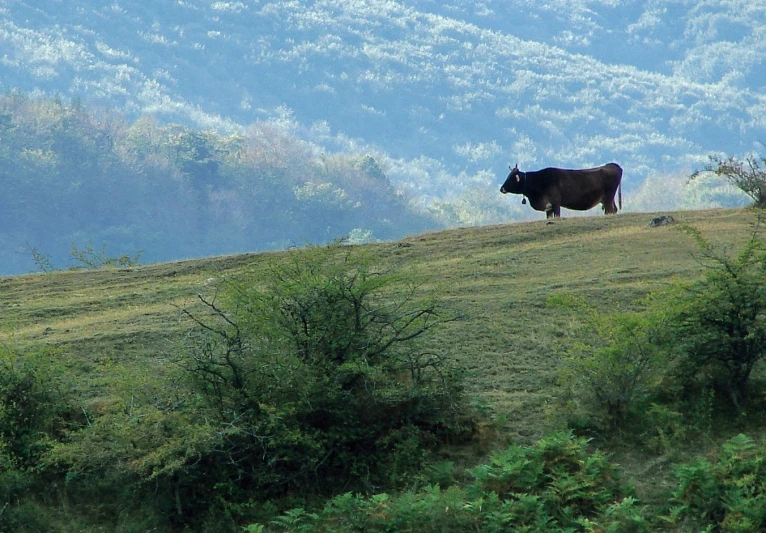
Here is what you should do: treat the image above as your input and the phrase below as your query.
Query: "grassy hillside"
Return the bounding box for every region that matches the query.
[1,207,753,444]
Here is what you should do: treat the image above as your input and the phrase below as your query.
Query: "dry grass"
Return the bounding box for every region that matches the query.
[0,208,758,442]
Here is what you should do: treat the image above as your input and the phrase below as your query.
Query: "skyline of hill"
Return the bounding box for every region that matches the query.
[2,0,764,205]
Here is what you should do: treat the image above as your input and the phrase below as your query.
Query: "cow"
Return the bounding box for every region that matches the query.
[500,163,623,219]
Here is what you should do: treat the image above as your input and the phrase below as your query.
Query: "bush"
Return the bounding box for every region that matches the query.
[48,402,218,530]
[260,431,647,533]
[25,239,143,272]
[663,434,766,532]
[0,345,72,468]
[468,431,633,526]
[0,345,72,531]
[553,218,766,434]
[550,295,670,430]
[45,243,475,528]
[67,239,143,269]
[668,223,766,406]
[178,245,474,502]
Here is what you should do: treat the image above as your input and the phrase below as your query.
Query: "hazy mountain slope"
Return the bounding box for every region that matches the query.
[2,0,763,201]
[0,95,437,275]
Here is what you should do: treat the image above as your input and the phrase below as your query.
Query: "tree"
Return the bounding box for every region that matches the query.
[165,244,474,522]
[692,153,766,208]
[670,221,766,406]
[172,130,221,190]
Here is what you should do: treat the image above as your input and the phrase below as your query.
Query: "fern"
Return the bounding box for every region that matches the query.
[664,434,766,531]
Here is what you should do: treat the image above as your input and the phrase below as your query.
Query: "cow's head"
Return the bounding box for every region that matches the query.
[500,163,524,194]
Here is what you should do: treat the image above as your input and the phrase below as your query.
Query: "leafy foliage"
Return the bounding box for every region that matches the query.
[663,434,766,532]
[693,153,766,208]
[0,345,74,531]
[551,295,670,430]
[0,345,72,468]
[668,222,766,405]
[178,245,474,499]
[260,431,646,533]
[552,218,766,443]
[48,244,475,529]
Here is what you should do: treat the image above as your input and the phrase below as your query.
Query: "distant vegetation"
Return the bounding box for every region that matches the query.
[0,92,752,275]
[0,92,437,275]
[2,0,764,192]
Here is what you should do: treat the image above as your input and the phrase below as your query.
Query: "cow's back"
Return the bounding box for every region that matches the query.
[552,164,622,211]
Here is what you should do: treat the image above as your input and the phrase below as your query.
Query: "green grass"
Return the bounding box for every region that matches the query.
[1,208,761,508]
[1,209,753,419]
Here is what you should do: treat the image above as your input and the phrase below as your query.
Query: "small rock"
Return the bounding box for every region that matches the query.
[648,215,675,227]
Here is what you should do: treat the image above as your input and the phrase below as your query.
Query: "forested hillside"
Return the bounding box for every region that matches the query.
[1,0,763,207]
[0,93,436,275]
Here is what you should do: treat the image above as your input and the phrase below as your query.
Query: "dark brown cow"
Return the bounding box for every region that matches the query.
[500,163,623,219]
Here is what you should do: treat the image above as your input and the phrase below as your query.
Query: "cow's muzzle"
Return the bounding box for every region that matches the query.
[500,187,506,194]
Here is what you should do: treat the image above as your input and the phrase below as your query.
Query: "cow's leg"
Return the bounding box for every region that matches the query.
[553,205,561,218]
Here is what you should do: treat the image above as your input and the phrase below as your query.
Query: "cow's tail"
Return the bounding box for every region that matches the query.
[618,182,622,212]
[615,164,623,212]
